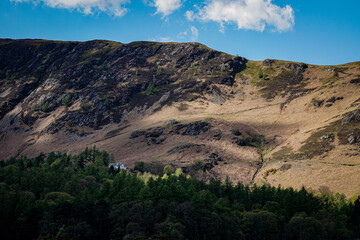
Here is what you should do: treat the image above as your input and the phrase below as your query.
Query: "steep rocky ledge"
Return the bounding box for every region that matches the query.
[0,39,246,130]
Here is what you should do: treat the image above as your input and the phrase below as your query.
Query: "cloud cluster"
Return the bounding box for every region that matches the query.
[11,0,295,32]
[11,0,130,16]
[152,0,182,16]
[190,26,198,41]
[188,0,294,32]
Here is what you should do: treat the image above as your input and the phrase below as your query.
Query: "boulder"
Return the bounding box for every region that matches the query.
[312,99,324,107]
[232,129,242,136]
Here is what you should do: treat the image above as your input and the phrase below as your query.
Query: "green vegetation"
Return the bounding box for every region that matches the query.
[31,102,49,112]
[144,81,156,95]
[264,168,277,179]
[102,60,109,71]
[221,64,225,72]
[156,63,162,76]
[258,68,264,79]
[5,69,11,80]
[62,94,71,107]
[0,148,359,239]
[40,102,48,112]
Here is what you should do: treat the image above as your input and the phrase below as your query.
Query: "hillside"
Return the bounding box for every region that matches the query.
[0,39,359,197]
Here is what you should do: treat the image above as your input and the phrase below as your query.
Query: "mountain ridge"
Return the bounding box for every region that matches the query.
[0,38,359,197]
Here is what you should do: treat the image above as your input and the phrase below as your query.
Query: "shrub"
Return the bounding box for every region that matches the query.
[258,68,264,79]
[156,64,162,76]
[145,81,155,95]
[221,64,225,72]
[62,94,71,107]
[80,101,91,112]
[102,61,108,71]
[264,168,277,179]
[40,102,48,112]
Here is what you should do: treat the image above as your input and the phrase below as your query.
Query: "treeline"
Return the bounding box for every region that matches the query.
[0,147,359,240]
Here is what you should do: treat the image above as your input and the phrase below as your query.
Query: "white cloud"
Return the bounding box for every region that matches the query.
[185,10,194,21]
[177,30,188,39]
[191,0,294,32]
[152,0,183,16]
[190,26,198,41]
[149,36,174,42]
[11,0,130,17]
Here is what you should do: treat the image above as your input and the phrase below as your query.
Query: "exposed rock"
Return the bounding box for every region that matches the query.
[327,97,336,103]
[211,86,225,104]
[203,162,214,171]
[320,133,335,142]
[350,78,360,84]
[148,137,166,145]
[273,135,282,143]
[0,39,246,130]
[130,130,146,139]
[213,132,222,140]
[348,135,356,144]
[209,153,222,162]
[182,121,210,136]
[262,59,276,67]
[285,62,308,75]
[217,77,234,86]
[312,99,324,107]
[325,104,333,107]
[232,129,242,136]
[166,119,179,125]
[145,127,164,138]
[233,137,247,146]
[347,134,360,145]
[342,109,360,125]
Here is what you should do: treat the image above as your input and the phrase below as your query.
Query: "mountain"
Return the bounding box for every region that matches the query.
[0,39,359,197]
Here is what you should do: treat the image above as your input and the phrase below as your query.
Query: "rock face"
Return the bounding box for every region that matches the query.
[182,121,210,136]
[285,62,308,75]
[262,59,276,66]
[0,39,247,132]
[342,109,360,125]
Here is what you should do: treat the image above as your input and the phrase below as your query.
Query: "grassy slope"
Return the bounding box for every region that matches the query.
[0,39,359,197]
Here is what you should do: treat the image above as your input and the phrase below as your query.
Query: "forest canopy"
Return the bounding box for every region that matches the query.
[0,147,359,240]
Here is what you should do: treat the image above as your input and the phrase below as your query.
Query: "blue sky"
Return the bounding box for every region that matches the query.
[1,0,359,65]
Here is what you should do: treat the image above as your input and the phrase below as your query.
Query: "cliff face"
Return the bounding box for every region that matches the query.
[1,39,360,196]
[0,39,245,129]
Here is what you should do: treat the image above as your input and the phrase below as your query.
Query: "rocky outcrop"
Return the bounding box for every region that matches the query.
[342,108,360,125]
[262,59,276,66]
[285,62,308,75]
[0,39,247,132]
[182,121,210,136]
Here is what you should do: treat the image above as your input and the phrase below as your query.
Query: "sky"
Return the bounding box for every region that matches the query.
[1,0,360,65]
